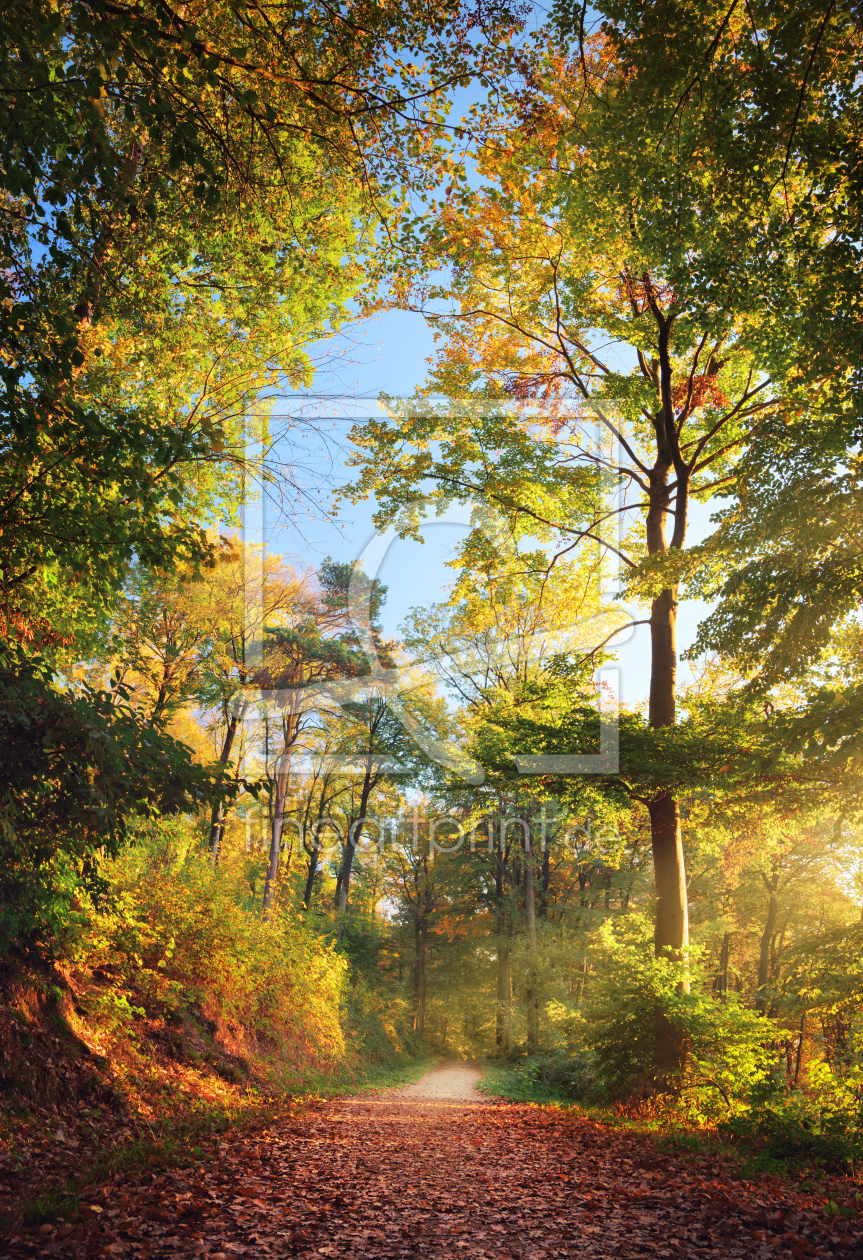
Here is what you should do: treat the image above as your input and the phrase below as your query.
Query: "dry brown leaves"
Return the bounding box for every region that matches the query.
[2,1071,862,1260]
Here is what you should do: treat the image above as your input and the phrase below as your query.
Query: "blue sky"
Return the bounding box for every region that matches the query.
[261,306,719,709]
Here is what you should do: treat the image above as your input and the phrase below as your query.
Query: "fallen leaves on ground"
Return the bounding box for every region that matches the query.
[2,1066,861,1259]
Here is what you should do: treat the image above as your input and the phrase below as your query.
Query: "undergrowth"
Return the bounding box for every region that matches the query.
[0,818,435,1230]
[479,1056,863,1183]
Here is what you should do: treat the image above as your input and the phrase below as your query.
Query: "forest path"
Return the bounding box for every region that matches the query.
[5,1064,855,1259]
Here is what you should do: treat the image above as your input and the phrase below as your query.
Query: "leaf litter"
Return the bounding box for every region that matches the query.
[2,1064,861,1259]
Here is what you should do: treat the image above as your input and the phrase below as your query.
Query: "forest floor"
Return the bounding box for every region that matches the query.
[2,1062,862,1260]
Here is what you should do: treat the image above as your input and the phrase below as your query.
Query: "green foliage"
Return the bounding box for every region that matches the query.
[722,1065,863,1174]
[1,0,486,646]
[584,916,778,1118]
[0,649,236,957]
[480,1050,600,1104]
[83,820,348,1067]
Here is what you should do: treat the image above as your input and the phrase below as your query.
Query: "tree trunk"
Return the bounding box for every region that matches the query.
[417,915,428,1038]
[262,750,292,918]
[523,821,539,1053]
[645,341,691,1077]
[495,939,511,1055]
[336,768,374,915]
[794,1013,805,1084]
[494,845,511,1055]
[756,871,780,1012]
[717,931,730,1002]
[209,706,244,866]
[649,791,689,964]
[648,787,689,1076]
[412,916,422,1032]
[302,848,318,911]
[647,576,688,979]
[539,842,551,917]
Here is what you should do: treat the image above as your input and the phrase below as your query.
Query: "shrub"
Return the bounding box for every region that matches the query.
[583,915,780,1118]
[0,647,232,957]
[517,1050,600,1101]
[722,1061,863,1172]
[76,819,348,1073]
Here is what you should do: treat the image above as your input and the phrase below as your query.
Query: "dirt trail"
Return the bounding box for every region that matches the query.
[383,1060,484,1102]
[3,1063,857,1259]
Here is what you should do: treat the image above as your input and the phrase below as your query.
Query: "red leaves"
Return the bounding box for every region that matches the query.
[671,374,729,414]
[2,1074,858,1258]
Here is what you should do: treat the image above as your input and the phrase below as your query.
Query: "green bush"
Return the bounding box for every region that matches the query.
[721,1063,863,1172]
[519,1051,600,1101]
[77,819,349,1071]
[0,647,233,957]
[584,915,780,1118]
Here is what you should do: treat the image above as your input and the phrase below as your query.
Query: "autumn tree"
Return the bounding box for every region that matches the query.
[346,6,859,1070]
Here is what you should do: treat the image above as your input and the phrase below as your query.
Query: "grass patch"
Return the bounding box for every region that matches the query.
[350,1054,438,1094]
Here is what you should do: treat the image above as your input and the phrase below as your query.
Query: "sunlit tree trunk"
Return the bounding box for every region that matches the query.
[416,916,428,1037]
[210,701,246,866]
[302,847,318,912]
[336,767,374,915]
[412,916,422,1032]
[717,931,731,1002]
[523,820,539,1053]
[756,866,780,1012]
[262,737,295,919]
[794,1014,806,1085]
[644,332,692,1075]
[495,940,511,1055]
[494,846,512,1055]
[539,842,551,917]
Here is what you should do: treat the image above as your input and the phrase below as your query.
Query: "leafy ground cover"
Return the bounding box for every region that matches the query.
[2,1063,860,1259]
[480,1058,863,1185]
[0,958,431,1234]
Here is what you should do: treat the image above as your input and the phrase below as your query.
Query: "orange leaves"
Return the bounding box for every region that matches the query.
[4,1066,853,1258]
[671,374,730,414]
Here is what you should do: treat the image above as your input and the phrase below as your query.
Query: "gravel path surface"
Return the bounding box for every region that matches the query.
[381,1061,484,1102]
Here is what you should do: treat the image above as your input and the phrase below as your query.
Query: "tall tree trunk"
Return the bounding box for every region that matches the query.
[412,915,422,1032]
[496,938,512,1055]
[647,568,689,1075]
[209,704,245,866]
[300,785,332,911]
[417,915,428,1038]
[262,749,292,918]
[648,578,688,968]
[756,870,780,1012]
[539,842,551,917]
[302,848,318,911]
[794,1013,806,1085]
[717,931,731,1002]
[648,789,689,1075]
[336,766,374,916]
[523,820,539,1053]
[649,791,689,963]
[494,845,511,1055]
[644,313,692,1078]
